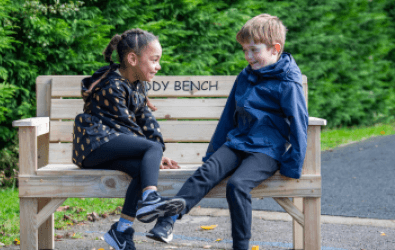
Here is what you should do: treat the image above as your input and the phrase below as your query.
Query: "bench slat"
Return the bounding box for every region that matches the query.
[49,118,326,143]
[48,143,208,164]
[50,99,227,120]
[52,76,237,98]
[49,121,218,142]
[51,75,307,98]
[20,165,321,198]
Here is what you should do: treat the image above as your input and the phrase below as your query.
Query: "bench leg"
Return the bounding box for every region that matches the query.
[38,198,54,250]
[20,198,38,250]
[303,197,321,250]
[292,198,304,250]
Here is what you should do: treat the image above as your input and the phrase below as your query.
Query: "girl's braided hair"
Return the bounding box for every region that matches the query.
[103,28,158,70]
[87,28,158,92]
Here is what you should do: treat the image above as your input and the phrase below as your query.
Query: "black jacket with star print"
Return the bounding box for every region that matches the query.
[72,66,165,167]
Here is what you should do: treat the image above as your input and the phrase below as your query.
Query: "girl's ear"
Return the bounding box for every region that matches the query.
[126,52,138,67]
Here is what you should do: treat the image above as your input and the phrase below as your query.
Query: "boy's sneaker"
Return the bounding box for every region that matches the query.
[136,191,185,223]
[103,222,136,250]
[146,217,174,243]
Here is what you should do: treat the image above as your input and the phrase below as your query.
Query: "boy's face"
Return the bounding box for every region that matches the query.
[241,39,278,70]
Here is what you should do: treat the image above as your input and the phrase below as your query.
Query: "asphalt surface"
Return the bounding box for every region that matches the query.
[3,211,395,250]
[198,134,395,220]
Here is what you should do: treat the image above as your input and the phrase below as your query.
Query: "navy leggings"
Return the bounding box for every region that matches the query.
[82,134,163,218]
[175,145,280,250]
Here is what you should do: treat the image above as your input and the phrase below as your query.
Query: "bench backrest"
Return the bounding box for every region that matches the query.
[36,75,308,167]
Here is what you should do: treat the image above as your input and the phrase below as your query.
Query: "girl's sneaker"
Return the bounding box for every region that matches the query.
[103,222,136,250]
[136,191,185,223]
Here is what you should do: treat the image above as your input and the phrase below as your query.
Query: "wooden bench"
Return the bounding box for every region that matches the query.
[13,75,326,250]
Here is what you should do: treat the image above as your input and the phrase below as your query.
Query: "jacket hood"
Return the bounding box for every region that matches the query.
[243,52,302,85]
[82,66,111,91]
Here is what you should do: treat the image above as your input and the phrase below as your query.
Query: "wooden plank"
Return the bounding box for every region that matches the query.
[36,76,52,117]
[48,143,208,164]
[50,75,307,98]
[20,198,38,250]
[18,127,38,176]
[36,198,67,229]
[19,169,321,198]
[303,126,321,175]
[304,197,321,250]
[273,197,304,226]
[49,118,325,143]
[293,197,304,250]
[52,76,236,97]
[50,98,227,120]
[38,198,54,250]
[49,121,218,142]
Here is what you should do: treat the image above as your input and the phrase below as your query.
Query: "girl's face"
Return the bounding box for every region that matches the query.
[241,39,278,70]
[135,40,162,82]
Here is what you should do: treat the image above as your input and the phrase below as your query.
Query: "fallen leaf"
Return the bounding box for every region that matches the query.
[381,232,386,236]
[252,246,259,250]
[215,238,222,241]
[380,131,385,135]
[87,215,94,222]
[101,213,109,219]
[56,206,70,212]
[201,225,217,230]
[55,234,63,239]
[98,248,105,250]
[13,238,20,245]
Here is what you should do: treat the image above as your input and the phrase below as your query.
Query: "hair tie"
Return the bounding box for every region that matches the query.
[109,60,120,70]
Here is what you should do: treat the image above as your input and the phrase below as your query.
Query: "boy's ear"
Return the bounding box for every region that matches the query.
[274,43,281,54]
[126,52,138,67]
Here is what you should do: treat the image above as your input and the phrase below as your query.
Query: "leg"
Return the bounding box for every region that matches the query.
[293,198,304,250]
[38,198,54,250]
[303,197,321,250]
[175,145,243,216]
[20,198,38,250]
[226,152,279,250]
[146,145,243,243]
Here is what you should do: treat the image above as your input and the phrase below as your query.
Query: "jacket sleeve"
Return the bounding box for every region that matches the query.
[279,81,309,179]
[202,79,238,162]
[135,104,166,151]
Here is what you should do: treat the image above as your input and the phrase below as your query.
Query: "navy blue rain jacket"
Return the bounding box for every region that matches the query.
[203,53,309,179]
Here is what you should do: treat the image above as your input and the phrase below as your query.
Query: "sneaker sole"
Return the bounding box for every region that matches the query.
[136,199,185,223]
[104,232,122,250]
[146,231,173,243]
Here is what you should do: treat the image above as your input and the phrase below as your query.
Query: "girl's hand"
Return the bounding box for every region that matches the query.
[160,157,180,169]
[147,97,157,111]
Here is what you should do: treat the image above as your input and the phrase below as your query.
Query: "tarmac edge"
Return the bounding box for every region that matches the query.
[189,207,395,228]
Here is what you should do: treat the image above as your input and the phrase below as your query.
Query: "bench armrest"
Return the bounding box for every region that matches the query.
[12,117,49,136]
[308,117,327,126]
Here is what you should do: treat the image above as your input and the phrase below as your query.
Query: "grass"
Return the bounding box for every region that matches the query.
[321,121,395,151]
[0,193,124,247]
[0,121,394,247]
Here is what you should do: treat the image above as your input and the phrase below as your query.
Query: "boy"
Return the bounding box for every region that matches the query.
[143,14,308,250]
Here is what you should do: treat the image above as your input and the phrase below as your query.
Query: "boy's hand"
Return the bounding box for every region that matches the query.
[147,97,157,111]
[160,157,180,169]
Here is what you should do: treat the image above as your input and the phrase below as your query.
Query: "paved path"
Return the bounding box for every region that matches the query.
[198,134,395,220]
[3,209,395,250]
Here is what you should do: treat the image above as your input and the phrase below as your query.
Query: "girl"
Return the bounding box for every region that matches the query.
[72,28,185,250]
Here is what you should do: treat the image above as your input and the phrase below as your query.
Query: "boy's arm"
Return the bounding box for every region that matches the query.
[279,81,309,179]
[202,79,238,162]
